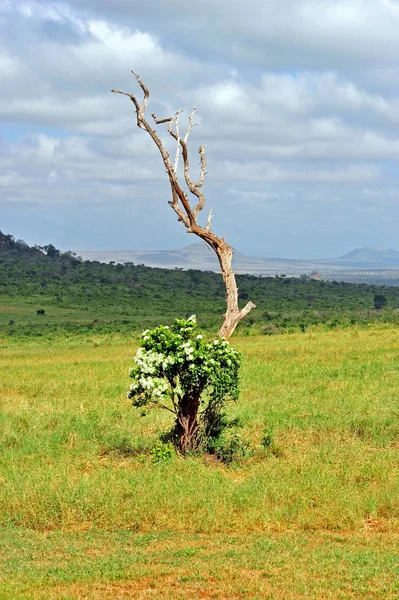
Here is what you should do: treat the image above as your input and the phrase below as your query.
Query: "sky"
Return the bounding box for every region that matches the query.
[1,0,399,258]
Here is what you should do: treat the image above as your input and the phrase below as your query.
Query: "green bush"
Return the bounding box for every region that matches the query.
[212,431,250,464]
[261,425,274,449]
[127,317,242,454]
[150,442,175,463]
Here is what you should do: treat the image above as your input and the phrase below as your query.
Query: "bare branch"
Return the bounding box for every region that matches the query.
[111,88,141,116]
[219,300,256,339]
[167,115,178,142]
[149,401,176,415]
[131,70,149,113]
[168,191,188,226]
[196,145,207,188]
[152,113,173,124]
[173,110,183,173]
[183,107,196,144]
[205,208,214,232]
[167,109,206,218]
[179,142,205,218]
[111,89,134,99]
[111,71,256,338]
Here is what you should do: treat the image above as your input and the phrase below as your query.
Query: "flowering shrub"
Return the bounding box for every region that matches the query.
[127,316,241,452]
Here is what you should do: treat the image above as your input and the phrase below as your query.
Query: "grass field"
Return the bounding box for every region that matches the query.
[1,326,398,598]
[0,300,102,326]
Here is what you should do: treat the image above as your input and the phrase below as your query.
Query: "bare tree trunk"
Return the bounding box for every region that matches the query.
[111,72,255,339]
[193,228,255,338]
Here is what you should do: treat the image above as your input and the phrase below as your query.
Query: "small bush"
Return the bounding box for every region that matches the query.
[261,425,274,449]
[213,431,250,464]
[127,316,241,454]
[150,442,175,464]
[262,324,280,335]
[374,293,387,310]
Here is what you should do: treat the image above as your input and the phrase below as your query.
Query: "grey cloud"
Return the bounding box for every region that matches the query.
[1,0,398,255]
[60,0,399,70]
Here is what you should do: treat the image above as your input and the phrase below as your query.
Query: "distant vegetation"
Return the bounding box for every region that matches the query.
[2,230,399,338]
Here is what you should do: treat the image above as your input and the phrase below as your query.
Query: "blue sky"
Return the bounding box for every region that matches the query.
[1,0,399,258]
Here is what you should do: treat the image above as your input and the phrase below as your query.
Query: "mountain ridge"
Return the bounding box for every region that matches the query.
[338,247,399,264]
[2,231,399,284]
[77,243,399,274]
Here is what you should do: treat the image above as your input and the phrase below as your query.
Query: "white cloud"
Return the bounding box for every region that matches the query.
[1,0,398,255]
[60,0,399,70]
[14,0,86,31]
[212,161,381,183]
[0,53,22,80]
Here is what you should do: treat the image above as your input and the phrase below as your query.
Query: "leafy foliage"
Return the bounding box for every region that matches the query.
[127,317,241,452]
[261,425,274,449]
[211,430,251,464]
[150,442,175,464]
[373,293,387,310]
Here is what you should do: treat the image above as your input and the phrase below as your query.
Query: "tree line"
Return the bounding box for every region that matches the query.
[1,231,399,337]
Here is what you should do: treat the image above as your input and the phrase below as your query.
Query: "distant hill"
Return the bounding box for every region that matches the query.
[0,231,42,258]
[78,242,399,278]
[2,229,399,286]
[337,247,399,265]
[0,231,79,262]
[77,242,311,274]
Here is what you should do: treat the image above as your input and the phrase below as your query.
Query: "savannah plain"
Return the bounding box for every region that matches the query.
[3,1,399,598]
[1,325,398,599]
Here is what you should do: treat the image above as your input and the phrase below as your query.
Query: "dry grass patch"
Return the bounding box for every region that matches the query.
[1,530,398,599]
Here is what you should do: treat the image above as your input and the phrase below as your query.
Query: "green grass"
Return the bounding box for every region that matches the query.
[1,327,398,597]
[1,529,397,599]
[0,300,103,325]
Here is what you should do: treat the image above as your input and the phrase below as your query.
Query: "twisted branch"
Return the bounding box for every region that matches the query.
[111,71,255,338]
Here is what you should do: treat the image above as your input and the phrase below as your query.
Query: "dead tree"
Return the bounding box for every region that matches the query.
[111,71,255,338]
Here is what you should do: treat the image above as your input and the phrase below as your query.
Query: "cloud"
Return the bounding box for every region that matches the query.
[59,0,399,70]
[212,161,381,183]
[0,0,398,255]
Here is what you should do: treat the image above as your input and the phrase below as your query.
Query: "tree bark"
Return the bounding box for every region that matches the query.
[175,392,201,453]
